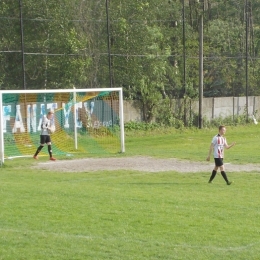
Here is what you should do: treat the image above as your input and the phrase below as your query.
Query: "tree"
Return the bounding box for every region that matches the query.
[0,0,92,89]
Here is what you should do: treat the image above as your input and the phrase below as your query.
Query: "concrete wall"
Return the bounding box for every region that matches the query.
[123,100,143,122]
[200,96,259,119]
[123,96,260,122]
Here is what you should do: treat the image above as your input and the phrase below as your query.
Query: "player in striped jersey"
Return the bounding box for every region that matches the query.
[206,125,235,185]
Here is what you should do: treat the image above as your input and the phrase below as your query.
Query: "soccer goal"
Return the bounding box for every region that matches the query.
[0,88,125,164]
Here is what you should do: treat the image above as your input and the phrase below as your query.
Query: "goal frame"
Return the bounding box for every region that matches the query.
[0,87,125,164]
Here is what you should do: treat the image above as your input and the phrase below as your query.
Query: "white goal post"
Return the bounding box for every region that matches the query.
[0,87,125,164]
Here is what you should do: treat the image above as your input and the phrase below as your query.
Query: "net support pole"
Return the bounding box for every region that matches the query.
[119,88,125,153]
[0,92,4,164]
[73,88,78,150]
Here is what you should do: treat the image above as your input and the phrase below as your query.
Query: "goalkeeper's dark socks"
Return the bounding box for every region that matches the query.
[48,145,52,157]
[209,170,217,183]
[221,171,229,183]
[34,145,43,156]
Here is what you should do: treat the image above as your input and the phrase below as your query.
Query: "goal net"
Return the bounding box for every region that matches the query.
[0,88,125,163]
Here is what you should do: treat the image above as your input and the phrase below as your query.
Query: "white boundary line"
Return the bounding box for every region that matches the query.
[1,227,260,251]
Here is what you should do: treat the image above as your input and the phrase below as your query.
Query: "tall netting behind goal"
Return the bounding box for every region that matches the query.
[0,88,125,163]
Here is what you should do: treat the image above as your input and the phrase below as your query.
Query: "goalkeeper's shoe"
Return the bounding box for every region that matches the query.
[50,157,56,161]
[33,155,38,160]
[227,181,233,185]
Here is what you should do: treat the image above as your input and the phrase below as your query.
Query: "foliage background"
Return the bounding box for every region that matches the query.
[0,0,259,123]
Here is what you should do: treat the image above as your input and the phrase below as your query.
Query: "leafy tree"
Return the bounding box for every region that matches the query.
[1,0,260,125]
[0,0,92,89]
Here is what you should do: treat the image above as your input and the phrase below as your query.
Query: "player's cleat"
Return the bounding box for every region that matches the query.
[208,181,212,184]
[227,181,233,185]
[50,157,56,161]
[33,155,38,160]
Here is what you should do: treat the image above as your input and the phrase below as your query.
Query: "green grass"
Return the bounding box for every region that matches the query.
[1,124,260,259]
[125,124,260,163]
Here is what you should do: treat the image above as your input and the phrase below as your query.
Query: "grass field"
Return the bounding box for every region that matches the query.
[1,125,260,259]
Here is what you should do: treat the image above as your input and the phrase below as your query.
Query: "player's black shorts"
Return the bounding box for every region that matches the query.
[40,135,51,144]
[214,158,223,167]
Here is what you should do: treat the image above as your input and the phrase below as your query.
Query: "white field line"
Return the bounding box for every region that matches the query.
[0,227,260,251]
[171,242,260,251]
[0,227,93,240]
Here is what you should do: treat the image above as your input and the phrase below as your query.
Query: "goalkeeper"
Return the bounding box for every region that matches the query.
[33,111,56,161]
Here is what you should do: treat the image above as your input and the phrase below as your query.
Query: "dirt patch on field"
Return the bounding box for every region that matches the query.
[34,156,260,173]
